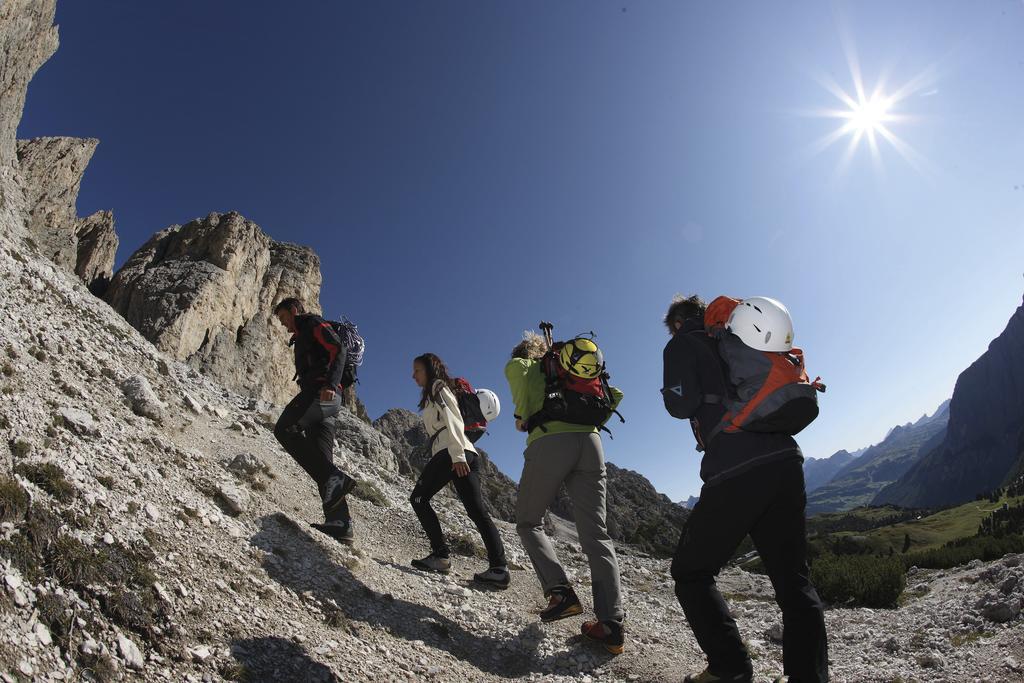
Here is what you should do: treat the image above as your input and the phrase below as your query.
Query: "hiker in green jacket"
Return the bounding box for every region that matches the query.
[504,329,626,655]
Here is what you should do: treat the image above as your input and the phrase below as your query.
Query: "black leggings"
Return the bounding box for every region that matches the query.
[410,450,506,568]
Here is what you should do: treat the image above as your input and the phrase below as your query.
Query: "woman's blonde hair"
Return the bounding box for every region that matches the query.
[511,331,548,360]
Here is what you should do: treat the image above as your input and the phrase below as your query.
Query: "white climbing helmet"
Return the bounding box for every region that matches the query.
[475,389,501,422]
[727,296,795,352]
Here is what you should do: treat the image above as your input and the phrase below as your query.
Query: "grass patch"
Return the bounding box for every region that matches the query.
[949,630,994,647]
[0,477,29,522]
[14,462,75,502]
[352,480,390,508]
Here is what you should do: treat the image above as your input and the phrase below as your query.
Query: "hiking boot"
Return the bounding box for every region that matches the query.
[322,472,356,512]
[473,566,511,589]
[311,519,354,545]
[411,554,451,574]
[683,669,753,683]
[581,619,625,655]
[539,586,583,623]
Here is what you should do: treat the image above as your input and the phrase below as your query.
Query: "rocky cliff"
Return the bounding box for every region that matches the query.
[0,0,58,244]
[103,211,324,408]
[875,295,1024,508]
[16,136,117,292]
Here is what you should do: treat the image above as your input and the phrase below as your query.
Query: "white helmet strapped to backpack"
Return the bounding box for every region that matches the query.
[475,388,501,422]
[726,296,794,352]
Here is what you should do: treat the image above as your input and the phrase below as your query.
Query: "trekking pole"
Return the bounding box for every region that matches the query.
[539,321,554,350]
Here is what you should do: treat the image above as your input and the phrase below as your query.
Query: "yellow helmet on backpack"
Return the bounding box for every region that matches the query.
[559,338,605,379]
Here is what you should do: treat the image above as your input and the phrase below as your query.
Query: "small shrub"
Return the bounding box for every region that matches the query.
[48,535,104,586]
[810,553,906,608]
[0,477,29,522]
[450,532,487,559]
[23,506,60,552]
[352,480,390,508]
[11,437,32,458]
[0,414,10,429]
[0,533,45,583]
[250,479,268,492]
[78,652,118,682]
[0,362,13,376]
[35,591,74,649]
[14,462,75,502]
[95,475,115,490]
[220,662,251,682]
[323,605,347,628]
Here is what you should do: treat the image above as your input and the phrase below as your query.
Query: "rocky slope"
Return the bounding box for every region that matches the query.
[875,297,1024,508]
[2,242,1024,683]
[806,402,949,515]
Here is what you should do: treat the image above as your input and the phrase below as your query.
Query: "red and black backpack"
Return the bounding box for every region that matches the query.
[451,378,488,443]
[524,340,625,436]
[698,296,826,448]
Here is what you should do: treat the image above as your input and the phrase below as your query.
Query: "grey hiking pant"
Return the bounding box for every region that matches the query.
[515,432,624,624]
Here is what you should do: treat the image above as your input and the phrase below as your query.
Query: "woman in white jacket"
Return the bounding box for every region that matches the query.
[409,353,509,587]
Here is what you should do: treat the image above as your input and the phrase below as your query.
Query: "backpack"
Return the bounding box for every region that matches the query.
[700,295,825,446]
[329,317,365,387]
[525,338,625,436]
[452,378,488,443]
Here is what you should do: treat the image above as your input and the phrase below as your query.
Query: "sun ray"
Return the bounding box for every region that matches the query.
[800,32,935,175]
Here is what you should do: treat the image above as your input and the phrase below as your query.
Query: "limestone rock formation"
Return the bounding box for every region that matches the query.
[0,0,58,243]
[104,211,323,407]
[15,136,118,291]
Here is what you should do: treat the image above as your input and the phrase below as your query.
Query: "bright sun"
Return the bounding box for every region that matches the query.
[845,94,893,134]
[803,30,936,174]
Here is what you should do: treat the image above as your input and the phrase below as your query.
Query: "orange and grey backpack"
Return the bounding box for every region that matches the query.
[697,296,826,449]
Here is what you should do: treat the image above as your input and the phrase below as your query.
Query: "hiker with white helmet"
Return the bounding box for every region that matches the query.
[408,353,509,588]
[662,295,828,683]
[505,324,626,655]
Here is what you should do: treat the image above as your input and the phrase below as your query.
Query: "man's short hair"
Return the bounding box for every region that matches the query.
[663,294,706,332]
[273,297,305,314]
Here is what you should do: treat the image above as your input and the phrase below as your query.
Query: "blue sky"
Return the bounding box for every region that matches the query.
[20,1,1024,501]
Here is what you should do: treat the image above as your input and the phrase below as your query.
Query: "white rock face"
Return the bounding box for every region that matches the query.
[103,211,323,407]
[15,136,117,291]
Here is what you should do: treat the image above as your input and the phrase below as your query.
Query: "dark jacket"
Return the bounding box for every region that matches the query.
[662,317,801,486]
[289,314,347,393]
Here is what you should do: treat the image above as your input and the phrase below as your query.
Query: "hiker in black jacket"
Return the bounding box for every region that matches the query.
[273,297,357,543]
[662,295,828,683]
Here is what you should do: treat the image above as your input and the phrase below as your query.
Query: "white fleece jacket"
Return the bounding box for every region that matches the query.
[423,379,477,464]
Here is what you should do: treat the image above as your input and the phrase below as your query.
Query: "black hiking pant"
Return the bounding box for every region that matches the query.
[671,458,828,683]
[274,389,350,521]
[410,450,506,568]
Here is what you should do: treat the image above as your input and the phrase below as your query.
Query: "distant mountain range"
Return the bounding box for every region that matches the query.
[874,294,1024,508]
[805,402,950,515]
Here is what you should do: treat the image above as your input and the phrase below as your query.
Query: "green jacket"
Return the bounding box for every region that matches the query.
[504,357,624,447]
